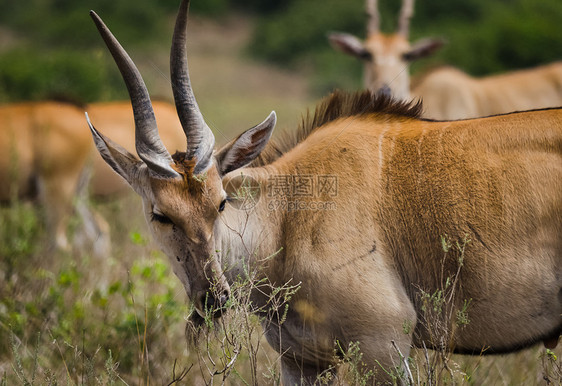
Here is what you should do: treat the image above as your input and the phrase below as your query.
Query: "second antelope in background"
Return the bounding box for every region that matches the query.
[329,0,562,120]
[329,0,443,102]
[0,101,108,254]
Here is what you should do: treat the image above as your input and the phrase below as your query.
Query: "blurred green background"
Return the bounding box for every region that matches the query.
[1,0,561,103]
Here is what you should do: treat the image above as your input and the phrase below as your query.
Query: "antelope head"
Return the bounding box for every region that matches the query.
[86,0,276,318]
[329,0,444,100]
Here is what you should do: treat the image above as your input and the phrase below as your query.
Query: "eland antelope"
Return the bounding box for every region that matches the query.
[87,0,562,383]
[0,101,105,252]
[0,100,183,253]
[329,0,562,120]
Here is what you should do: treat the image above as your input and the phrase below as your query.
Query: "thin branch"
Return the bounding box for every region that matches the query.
[391,340,414,385]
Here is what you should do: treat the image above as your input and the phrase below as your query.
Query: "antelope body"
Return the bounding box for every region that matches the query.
[414,63,562,119]
[329,0,562,120]
[0,99,183,253]
[88,0,562,384]
[0,101,99,251]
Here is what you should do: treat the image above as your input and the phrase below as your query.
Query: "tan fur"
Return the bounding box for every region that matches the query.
[0,101,93,250]
[413,63,562,119]
[255,90,422,166]
[221,101,562,381]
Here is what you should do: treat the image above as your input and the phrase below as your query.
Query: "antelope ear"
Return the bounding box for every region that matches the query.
[328,32,371,60]
[85,112,143,186]
[215,111,276,176]
[403,38,445,61]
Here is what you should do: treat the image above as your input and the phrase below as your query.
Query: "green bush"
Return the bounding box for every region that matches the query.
[0,0,172,49]
[0,48,127,103]
[250,0,365,66]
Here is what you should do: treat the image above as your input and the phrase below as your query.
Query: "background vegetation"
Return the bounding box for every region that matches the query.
[2,199,561,384]
[1,0,561,101]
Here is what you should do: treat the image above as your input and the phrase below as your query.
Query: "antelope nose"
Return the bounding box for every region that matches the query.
[200,289,230,317]
[218,291,229,307]
[377,84,392,98]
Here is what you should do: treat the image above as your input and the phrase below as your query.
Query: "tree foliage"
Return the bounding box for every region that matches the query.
[249,0,562,92]
[0,0,561,101]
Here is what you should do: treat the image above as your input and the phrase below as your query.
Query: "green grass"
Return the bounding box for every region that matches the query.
[0,197,188,384]
[0,194,286,384]
[1,190,561,385]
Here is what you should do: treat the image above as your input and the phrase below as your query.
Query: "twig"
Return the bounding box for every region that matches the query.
[422,341,432,385]
[167,359,193,385]
[213,344,241,375]
[391,340,414,385]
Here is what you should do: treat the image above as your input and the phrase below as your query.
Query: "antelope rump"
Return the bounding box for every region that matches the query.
[0,101,103,252]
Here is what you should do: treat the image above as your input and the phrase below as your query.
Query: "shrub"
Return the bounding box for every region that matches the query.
[0,48,127,103]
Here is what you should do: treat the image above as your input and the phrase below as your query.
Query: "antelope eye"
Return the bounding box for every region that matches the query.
[151,210,173,225]
[360,51,373,62]
[218,199,227,212]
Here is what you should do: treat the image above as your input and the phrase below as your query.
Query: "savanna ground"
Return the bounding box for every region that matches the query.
[1,14,561,385]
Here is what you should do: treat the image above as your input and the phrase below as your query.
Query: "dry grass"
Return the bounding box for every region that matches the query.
[2,194,559,385]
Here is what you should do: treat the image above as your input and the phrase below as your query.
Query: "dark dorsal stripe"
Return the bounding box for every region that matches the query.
[253,89,423,166]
